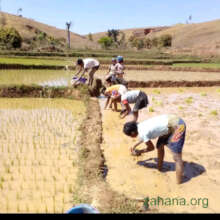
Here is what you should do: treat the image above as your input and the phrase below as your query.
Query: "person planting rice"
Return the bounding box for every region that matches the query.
[102,84,127,111]
[123,114,186,184]
[73,58,100,86]
[120,90,149,122]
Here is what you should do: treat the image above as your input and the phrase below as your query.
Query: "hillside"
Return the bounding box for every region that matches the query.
[89,20,220,55]
[0,12,99,49]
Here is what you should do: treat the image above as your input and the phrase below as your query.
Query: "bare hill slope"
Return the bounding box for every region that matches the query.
[0,12,99,49]
[90,20,220,54]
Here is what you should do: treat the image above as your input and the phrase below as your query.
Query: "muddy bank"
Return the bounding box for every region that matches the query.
[0,84,103,99]
[1,63,220,73]
[73,98,141,213]
[128,80,220,88]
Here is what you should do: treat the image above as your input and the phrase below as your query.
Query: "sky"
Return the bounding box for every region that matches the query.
[1,0,220,35]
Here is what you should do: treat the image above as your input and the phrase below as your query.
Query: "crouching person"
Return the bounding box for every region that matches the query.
[103,84,127,111]
[123,114,186,184]
[120,90,149,122]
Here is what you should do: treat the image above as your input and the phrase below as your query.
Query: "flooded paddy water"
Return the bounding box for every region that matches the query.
[0,98,86,213]
[99,87,220,213]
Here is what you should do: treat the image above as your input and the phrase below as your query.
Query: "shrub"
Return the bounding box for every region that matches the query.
[0,27,22,49]
[159,34,172,47]
[144,38,152,49]
[98,36,113,49]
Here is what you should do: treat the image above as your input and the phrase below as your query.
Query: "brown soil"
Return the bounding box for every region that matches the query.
[99,87,220,213]
[74,98,141,213]
[0,85,88,99]
[128,80,220,88]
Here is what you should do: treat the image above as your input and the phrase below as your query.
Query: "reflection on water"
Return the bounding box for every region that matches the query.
[39,78,69,87]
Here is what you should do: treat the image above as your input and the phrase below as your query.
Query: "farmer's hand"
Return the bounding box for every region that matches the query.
[130,148,142,156]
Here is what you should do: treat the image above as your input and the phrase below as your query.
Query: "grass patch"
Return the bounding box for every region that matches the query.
[173,63,220,69]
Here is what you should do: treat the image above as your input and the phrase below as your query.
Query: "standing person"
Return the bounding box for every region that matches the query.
[105,58,117,81]
[105,57,128,88]
[120,90,149,122]
[123,114,186,184]
[73,58,100,86]
[115,56,125,79]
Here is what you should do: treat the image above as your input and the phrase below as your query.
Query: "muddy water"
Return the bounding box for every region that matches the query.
[100,87,220,213]
[0,99,86,213]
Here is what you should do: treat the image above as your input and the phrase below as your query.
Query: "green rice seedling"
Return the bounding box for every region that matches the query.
[152,97,156,102]
[185,97,193,104]
[217,89,220,93]
[201,92,207,97]
[210,110,218,116]
[149,107,155,112]
[153,89,161,95]
[0,183,3,190]
[198,113,203,117]
[178,106,184,110]
[1,177,5,183]
[155,101,163,106]
[178,88,184,93]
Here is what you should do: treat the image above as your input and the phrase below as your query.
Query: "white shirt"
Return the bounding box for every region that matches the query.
[118,85,127,96]
[121,90,140,104]
[138,115,169,143]
[115,63,125,75]
[109,64,116,75]
[83,58,99,69]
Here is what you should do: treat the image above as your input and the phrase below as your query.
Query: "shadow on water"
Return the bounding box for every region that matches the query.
[137,158,206,183]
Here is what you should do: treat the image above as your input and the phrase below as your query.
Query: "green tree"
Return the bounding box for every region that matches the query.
[98,36,113,49]
[0,27,22,49]
[88,33,93,41]
[107,29,120,43]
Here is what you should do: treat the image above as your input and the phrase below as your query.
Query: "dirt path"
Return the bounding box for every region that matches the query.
[99,87,220,213]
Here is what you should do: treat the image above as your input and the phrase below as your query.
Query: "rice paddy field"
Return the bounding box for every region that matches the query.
[0,98,86,213]
[1,54,220,213]
[0,70,73,87]
[98,70,220,82]
[99,87,220,213]
[1,68,220,88]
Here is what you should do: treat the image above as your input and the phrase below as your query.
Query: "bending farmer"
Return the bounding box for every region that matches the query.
[73,58,100,86]
[123,114,186,184]
[120,90,149,122]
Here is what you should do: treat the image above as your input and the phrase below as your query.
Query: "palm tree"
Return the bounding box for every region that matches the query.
[17,8,22,16]
[66,21,72,48]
